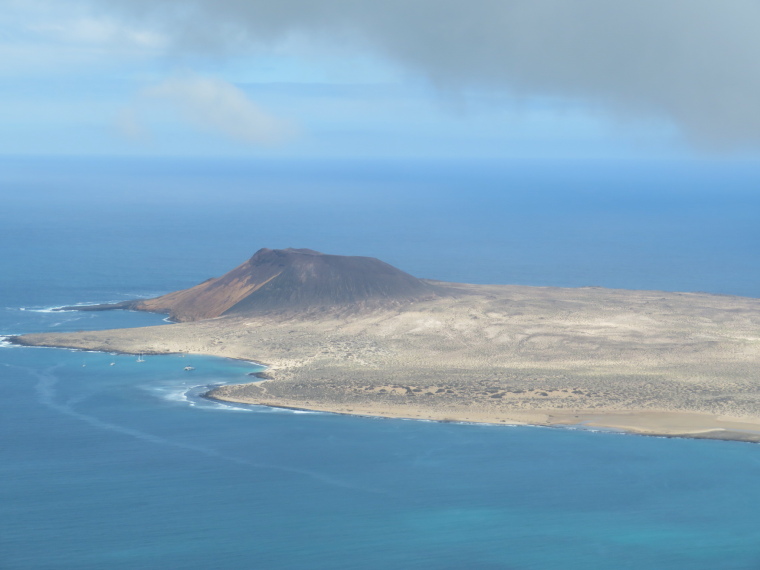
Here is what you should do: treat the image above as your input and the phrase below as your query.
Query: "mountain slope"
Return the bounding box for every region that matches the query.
[133,248,444,321]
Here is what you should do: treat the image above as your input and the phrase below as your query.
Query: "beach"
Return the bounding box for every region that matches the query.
[13,281,760,442]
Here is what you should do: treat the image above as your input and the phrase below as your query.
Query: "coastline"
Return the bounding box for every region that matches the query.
[9,282,760,444]
[3,335,268,368]
[204,386,760,443]
[8,333,760,443]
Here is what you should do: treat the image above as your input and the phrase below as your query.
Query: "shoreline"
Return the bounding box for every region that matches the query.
[3,335,268,369]
[204,385,760,444]
[9,333,760,443]
[10,282,760,445]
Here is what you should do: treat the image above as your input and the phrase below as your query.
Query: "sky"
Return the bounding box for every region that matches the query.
[3,0,760,160]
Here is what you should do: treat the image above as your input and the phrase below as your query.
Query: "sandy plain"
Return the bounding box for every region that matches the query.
[13,282,760,442]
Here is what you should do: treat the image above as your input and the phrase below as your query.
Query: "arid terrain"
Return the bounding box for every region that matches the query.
[13,250,760,442]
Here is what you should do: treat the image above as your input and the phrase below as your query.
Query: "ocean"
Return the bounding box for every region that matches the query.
[1,157,760,569]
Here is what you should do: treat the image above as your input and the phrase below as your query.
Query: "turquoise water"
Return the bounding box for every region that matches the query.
[2,157,760,568]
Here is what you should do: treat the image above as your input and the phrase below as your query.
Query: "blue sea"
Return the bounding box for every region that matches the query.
[2,157,760,569]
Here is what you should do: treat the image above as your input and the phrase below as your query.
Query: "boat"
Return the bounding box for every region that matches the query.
[137,354,145,363]
[184,366,195,371]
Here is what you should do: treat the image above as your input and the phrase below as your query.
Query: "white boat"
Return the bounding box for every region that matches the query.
[137,354,145,362]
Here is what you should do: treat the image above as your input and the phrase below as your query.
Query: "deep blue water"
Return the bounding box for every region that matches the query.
[2,157,760,569]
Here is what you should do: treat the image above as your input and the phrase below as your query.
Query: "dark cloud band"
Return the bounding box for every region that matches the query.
[89,0,760,148]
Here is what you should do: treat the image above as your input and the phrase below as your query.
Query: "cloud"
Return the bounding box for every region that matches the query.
[0,1,167,75]
[83,0,760,149]
[30,16,167,49]
[129,74,296,145]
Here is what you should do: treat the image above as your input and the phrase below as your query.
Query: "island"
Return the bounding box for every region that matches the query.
[11,247,760,442]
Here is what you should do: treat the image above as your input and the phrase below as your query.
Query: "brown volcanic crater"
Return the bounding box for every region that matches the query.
[133,248,446,322]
